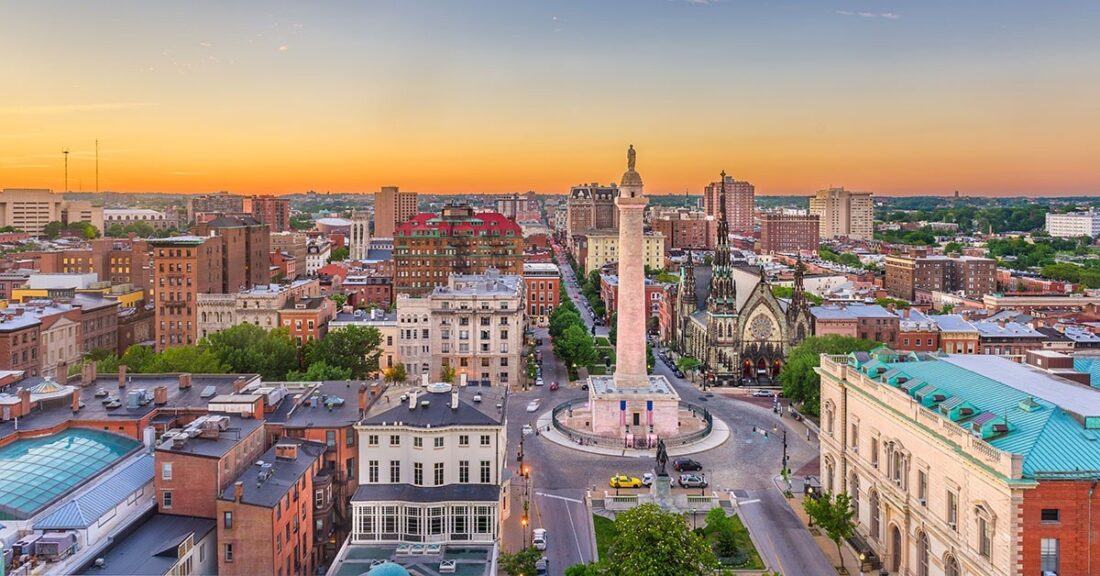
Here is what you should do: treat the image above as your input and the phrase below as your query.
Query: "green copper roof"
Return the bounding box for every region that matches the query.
[867,356,1100,479]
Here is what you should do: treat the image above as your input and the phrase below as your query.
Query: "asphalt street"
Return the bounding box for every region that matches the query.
[498,243,832,575]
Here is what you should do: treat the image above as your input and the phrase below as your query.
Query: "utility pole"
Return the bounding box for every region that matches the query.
[62,148,70,192]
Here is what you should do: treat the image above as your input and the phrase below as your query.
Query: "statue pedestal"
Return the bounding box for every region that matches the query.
[652,473,673,509]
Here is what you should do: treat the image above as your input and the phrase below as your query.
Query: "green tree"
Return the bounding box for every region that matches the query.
[874,297,910,310]
[604,503,719,576]
[201,324,298,381]
[305,325,382,379]
[331,293,348,309]
[328,246,350,262]
[779,335,876,416]
[555,325,597,368]
[549,309,583,339]
[383,363,408,385]
[286,360,353,381]
[608,312,618,345]
[498,547,541,576]
[943,241,963,254]
[804,492,856,574]
[564,563,600,576]
[42,221,64,240]
[440,364,456,384]
[144,346,229,374]
[117,344,157,372]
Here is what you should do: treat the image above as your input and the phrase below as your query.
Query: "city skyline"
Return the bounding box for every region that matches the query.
[2,1,1099,197]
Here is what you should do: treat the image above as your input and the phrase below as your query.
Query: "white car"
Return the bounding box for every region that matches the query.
[526,400,541,413]
[522,424,534,436]
[535,377,545,386]
[642,472,654,487]
[532,528,548,551]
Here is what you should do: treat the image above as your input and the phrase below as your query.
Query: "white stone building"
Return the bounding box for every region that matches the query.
[196,278,321,338]
[396,295,432,380]
[305,239,331,274]
[1045,210,1100,238]
[329,308,399,373]
[351,385,508,545]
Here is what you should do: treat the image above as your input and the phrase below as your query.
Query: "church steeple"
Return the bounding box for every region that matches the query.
[681,250,697,311]
[788,257,810,318]
[706,171,737,314]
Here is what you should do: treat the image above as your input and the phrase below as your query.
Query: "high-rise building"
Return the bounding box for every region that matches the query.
[149,236,225,350]
[373,186,418,238]
[704,175,754,234]
[495,191,542,223]
[270,231,307,277]
[194,216,271,293]
[885,255,996,301]
[808,187,874,240]
[0,188,103,236]
[566,183,618,243]
[758,213,820,254]
[393,205,523,297]
[247,195,291,233]
[1045,210,1100,237]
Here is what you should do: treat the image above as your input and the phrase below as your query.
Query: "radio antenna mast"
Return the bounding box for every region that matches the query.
[63,148,70,192]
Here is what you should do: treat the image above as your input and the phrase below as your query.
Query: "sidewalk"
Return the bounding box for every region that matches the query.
[534,409,731,458]
[774,476,864,575]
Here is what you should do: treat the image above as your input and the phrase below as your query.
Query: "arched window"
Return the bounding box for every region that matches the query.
[944,554,960,576]
[869,490,881,541]
[824,456,835,493]
[825,401,836,436]
[916,531,930,576]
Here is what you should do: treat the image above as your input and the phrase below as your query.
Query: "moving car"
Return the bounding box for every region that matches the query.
[549,381,560,391]
[642,472,654,487]
[673,369,685,378]
[678,473,708,488]
[522,424,533,436]
[672,458,703,472]
[535,377,545,386]
[526,400,541,413]
[609,474,643,488]
[752,389,773,397]
[532,528,547,551]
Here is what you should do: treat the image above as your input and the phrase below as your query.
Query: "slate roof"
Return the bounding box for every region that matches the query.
[930,315,977,332]
[76,513,215,575]
[34,454,153,530]
[361,394,500,428]
[218,439,326,508]
[351,483,501,503]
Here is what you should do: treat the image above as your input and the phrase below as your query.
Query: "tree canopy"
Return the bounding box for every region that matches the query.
[287,360,352,381]
[779,335,876,416]
[304,325,382,379]
[200,324,298,381]
[804,492,856,574]
[602,503,718,576]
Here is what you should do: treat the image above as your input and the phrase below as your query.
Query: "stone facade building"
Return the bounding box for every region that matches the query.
[566,183,618,244]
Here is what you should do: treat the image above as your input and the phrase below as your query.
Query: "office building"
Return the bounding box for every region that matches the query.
[150,236,224,349]
[248,195,291,233]
[393,205,523,297]
[808,187,873,240]
[704,174,755,234]
[885,255,996,301]
[373,186,418,238]
[566,183,618,243]
[523,262,560,324]
[104,208,177,231]
[1045,210,1100,238]
[819,352,1100,576]
[650,210,715,251]
[574,231,664,275]
[758,213,820,254]
[0,188,103,236]
[271,232,308,278]
[194,215,272,293]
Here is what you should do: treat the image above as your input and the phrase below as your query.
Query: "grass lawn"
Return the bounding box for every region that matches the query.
[594,336,611,348]
[703,513,765,570]
[593,515,618,560]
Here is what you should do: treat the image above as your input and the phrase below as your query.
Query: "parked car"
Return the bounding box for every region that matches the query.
[535,377,545,386]
[673,369,685,378]
[609,474,643,488]
[752,389,773,397]
[522,424,534,436]
[549,381,560,391]
[526,400,541,413]
[532,528,547,551]
[678,473,708,488]
[642,472,654,487]
[672,458,703,472]
[535,556,549,576]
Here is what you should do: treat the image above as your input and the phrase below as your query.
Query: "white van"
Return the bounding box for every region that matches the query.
[532,528,547,551]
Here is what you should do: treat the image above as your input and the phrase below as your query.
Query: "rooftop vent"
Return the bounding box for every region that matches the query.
[1018,397,1042,413]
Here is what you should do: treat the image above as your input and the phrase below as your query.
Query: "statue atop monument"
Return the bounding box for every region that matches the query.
[627,144,636,171]
[655,437,669,476]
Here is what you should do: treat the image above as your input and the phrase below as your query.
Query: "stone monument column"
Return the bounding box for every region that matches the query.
[614,145,649,389]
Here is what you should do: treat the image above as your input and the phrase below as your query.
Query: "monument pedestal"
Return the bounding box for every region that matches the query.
[652,473,673,509]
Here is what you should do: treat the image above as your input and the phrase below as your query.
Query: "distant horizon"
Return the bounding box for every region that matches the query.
[3,2,1099,196]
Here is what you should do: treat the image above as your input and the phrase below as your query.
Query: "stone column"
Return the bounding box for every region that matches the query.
[615,193,648,388]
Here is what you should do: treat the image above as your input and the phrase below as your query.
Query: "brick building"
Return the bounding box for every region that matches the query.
[393,206,523,297]
[885,255,996,301]
[271,232,308,278]
[896,309,939,352]
[522,262,560,325]
[186,191,245,223]
[566,183,618,244]
[194,215,271,294]
[811,303,899,347]
[599,273,666,326]
[758,213,820,254]
[931,315,980,355]
[373,186,418,238]
[0,310,42,376]
[342,275,393,309]
[704,173,754,234]
[651,212,714,252]
[249,195,291,233]
[279,296,336,346]
[150,236,224,350]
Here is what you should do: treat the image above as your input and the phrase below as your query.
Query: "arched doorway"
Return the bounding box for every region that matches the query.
[742,359,753,379]
[771,359,782,378]
[890,525,903,573]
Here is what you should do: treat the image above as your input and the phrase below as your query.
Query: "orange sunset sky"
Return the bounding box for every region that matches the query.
[1,1,1098,197]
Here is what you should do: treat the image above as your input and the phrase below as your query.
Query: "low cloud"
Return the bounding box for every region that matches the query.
[0,102,157,115]
[836,10,900,19]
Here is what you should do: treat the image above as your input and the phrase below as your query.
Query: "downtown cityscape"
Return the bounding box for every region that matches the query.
[2,2,1100,576]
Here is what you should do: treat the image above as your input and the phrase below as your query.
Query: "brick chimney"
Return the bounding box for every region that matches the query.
[233,377,248,393]
[81,361,97,386]
[154,386,169,405]
[19,388,30,416]
[234,481,244,503]
[275,443,299,461]
[178,373,192,390]
[118,364,128,389]
[71,390,82,413]
[358,383,368,418]
[56,363,69,384]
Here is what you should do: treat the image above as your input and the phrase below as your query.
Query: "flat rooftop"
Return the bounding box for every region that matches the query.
[363,383,506,428]
[327,543,495,576]
[75,513,215,575]
[155,414,264,458]
[219,439,325,508]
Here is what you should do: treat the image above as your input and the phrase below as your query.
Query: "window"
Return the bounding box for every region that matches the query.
[480,460,491,483]
[946,490,958,529]
[869,490,881,540]
[162,491,173,509]
[429,506,444,535]
[944,555,960,576]
[326,430,336,448]
[413,436,423,449]
[1041,508,1060,523]
[850,423,859,451]
[870,437,878,468]
[346,431,355,447]
[224,511,233,529]
[459,460,470,483]
[390,460,401,483]
[162,462,173,480]
[978,516,992,559]
[434,462,444,485]
[480,435,491,447]
[434,437,444,449]
[916,531,930,576]
[369,460,379,483]
[390,435,401,446]
[917,470,927,504]
[414,462,423,486]
[459,434,469,447]
[850,474,860,519]
[224,543,233,562]
[1040,538,1060,573]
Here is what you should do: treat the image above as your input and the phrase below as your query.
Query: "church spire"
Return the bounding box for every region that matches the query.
[707,171,737,314]
[788,256,810,318]
[682,250,697,310]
